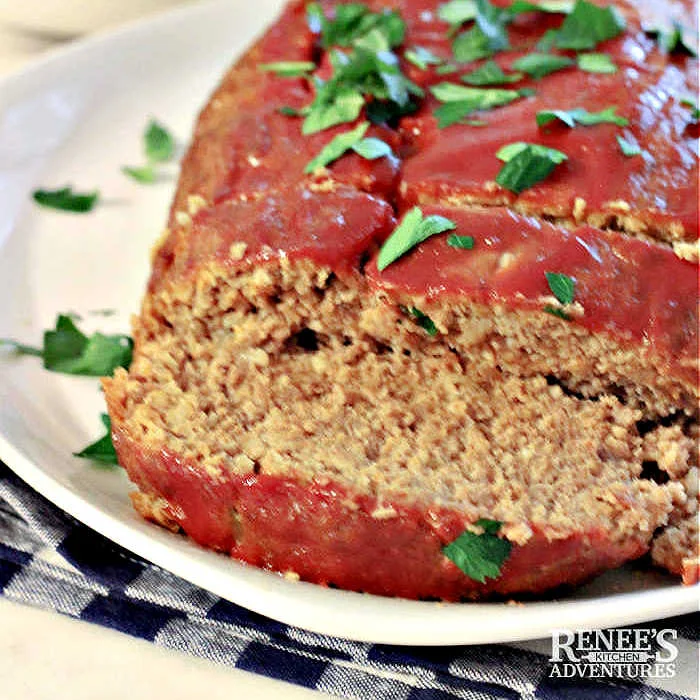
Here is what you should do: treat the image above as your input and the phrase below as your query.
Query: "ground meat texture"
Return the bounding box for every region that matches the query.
[103,0,699,599]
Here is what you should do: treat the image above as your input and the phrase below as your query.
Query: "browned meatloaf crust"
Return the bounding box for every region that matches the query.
[103,0,699,600]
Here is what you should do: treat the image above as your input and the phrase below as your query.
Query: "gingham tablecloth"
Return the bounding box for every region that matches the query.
[1,462,697,700]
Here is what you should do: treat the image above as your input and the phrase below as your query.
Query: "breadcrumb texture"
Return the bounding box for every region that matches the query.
[104,0,699,599]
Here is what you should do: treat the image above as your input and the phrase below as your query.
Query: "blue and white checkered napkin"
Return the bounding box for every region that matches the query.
[0,461,697,700]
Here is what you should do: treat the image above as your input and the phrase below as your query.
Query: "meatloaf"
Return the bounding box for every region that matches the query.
[103,0,699,600]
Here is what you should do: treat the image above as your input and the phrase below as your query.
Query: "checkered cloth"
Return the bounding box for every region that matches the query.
[0,462,697,700]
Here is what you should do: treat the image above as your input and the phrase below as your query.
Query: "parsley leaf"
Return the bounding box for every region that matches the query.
[32,187,99,213]
[447,233,475,249]
[438,0,478,26]
[278,106,306,117]
[443,519,512,583]
[577,52,617,73]
[121,165,157,184]
[124,120,175,184]
[405,46,444,70]
[145,120,175,163]
[680,96,700,121]
[508,0,573,14]
[511,52,573,79]
[495,142,567,193]
[645,21,697,56]
[303,85,365,134]
[436,63,460,74]
[616,134,642,156]
[259,61,317,77]
[451,0,511,63]
[407,307,438,336]
[431,83,528,127]
[545,271,575,304]
[553,0,625,51]
[1,315,133,376]
[304,121,370,172]
[461,60,522,85]
[352,136,394,159]
[309,3,405,48]
[74,414,119,466]
[377,207,457,270]
[544,305,571,319]
[536,106,628,128]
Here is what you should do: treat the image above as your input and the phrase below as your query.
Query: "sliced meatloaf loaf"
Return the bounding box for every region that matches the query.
[103,0,699,599]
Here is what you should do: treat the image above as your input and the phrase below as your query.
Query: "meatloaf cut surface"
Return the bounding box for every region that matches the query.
[103,0,699,600]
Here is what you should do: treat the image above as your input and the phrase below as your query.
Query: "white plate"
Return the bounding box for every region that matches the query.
[0,0,697,647]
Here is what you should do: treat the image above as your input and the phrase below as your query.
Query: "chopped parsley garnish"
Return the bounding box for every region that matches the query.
[278,106,306,117]
[680,96,700,121]
[407,307,438,336]
[544,271,575,320]
[536,106,628,128]
[508,0,573,14]
[1,315,133,376]
[553,0,625,50]
[577,52,617,73]
[431,83,529,127]
[495,142,567,193]
[123,120,175,184]
[308,2,405,48]
[32,187,99,213]
[438,0,478,26]
[144,120,175,164]
[443,519,512,583]
[300,5,422,134]
[452,0,511,63]
[447,233,475,249]
[305,122,393,172]
[545,271,575,304]
[461,60,522,85]
[511,52,573,79]
[377,207,456,270]
[616,134,642,156]
[645,21,697,56]
[404,46,444,70]
[74,414,119,466]
[258,61,317,77]
[436,63,460,74]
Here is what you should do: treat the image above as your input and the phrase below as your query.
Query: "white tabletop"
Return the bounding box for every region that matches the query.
[0,12,330,699]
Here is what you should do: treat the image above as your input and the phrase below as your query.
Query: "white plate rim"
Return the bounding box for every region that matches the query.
[0,0,697,647]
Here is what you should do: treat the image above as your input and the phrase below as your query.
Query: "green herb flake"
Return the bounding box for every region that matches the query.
[377,207,457,270]
[352,136,394,159]
[511,52,573,79]
[144,120,175,164]
[645,21,698,56]
[431,83,527,127]
[553,0,625,51]
[309,3,406,49]
[544,305,571,320]
[616,134,642,156]
[258,61,317,77]
[443,519,513,583]
[408,307,438,336]
[508,0,573,15]
[304,121,370,173]
[32,187,99,213]
[495,142,567,193]
[447,233,475,249]
[74,414,119,466]
[461,59,522,85]
[278,106,306,117]
[438,0,478,26]
[405,46,444,70]
[122,165,157,184]
[1,315,133,376]
[680,96,700,120]
[536,106,628,128]
[577,52,617,73]
[436,63,460,74]
[545,271,575,304]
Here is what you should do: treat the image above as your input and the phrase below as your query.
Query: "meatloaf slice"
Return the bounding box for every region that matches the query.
[103,0,699,598]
